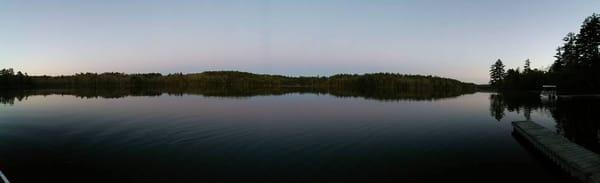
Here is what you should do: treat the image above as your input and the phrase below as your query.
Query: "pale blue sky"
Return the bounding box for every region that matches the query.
[1,0,598,83]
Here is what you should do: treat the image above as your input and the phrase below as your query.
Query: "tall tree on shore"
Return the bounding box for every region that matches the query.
[485,13,600,91]
[523,59,531,73]
[575,13,600,68]
[550,46,565,72]
[558,33,578,69]
[548,14,600,90]
[489,59,506,87]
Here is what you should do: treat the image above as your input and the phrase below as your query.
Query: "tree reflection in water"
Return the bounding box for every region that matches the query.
[489,94,506,121]
[0,87,474,106]
[490,92,600,153]
[489,92,546,121]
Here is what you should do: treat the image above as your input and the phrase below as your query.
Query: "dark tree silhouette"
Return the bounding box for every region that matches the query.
[489,59,505,87]
[0,68,32,88]
[547,13,600,91]
[0,69,476,100]
[491,13,600,92]
[523,59,531,73]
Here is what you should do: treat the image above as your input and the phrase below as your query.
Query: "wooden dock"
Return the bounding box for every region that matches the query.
[513,121,600,183]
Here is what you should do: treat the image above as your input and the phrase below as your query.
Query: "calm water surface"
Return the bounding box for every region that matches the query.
[0,91,583,182]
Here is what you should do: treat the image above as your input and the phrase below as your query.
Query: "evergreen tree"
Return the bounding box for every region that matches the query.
[489,59,505,87]
[575,13,600,68]
[523,59,531,73]
[550,46,565,72]
[547,14,600,90]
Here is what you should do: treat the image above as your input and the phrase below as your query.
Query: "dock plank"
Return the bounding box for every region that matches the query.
[513,121,600,183]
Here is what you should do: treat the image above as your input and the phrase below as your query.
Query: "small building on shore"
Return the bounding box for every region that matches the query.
[540,85,557,100]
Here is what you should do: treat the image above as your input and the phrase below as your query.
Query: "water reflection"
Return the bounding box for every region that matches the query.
[488,93,546,121]
[489,92,600,153]
[550,97,600,153]
[0,87,474,105]
[0,91,570,182]
[489,94,506,121]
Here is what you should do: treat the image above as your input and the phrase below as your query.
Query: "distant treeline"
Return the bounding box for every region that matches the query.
[0,71,475,103]
[0,68,32,89]
[1,70,475,94]
[489,13,600,92]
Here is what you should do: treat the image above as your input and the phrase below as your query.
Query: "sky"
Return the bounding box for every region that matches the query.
[1,0,599,84]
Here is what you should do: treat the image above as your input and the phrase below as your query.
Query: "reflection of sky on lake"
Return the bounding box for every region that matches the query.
[0,92,570,182]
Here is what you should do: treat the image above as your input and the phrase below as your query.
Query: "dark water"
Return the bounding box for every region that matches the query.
[0,90,591,182]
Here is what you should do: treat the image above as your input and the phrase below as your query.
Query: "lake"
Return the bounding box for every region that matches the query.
[0,90,591,182]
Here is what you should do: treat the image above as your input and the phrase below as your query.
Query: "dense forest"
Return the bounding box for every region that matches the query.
[0,69,476,100]
[490,13,600,92]
[1,70,474,92]
[0,68,32,89]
